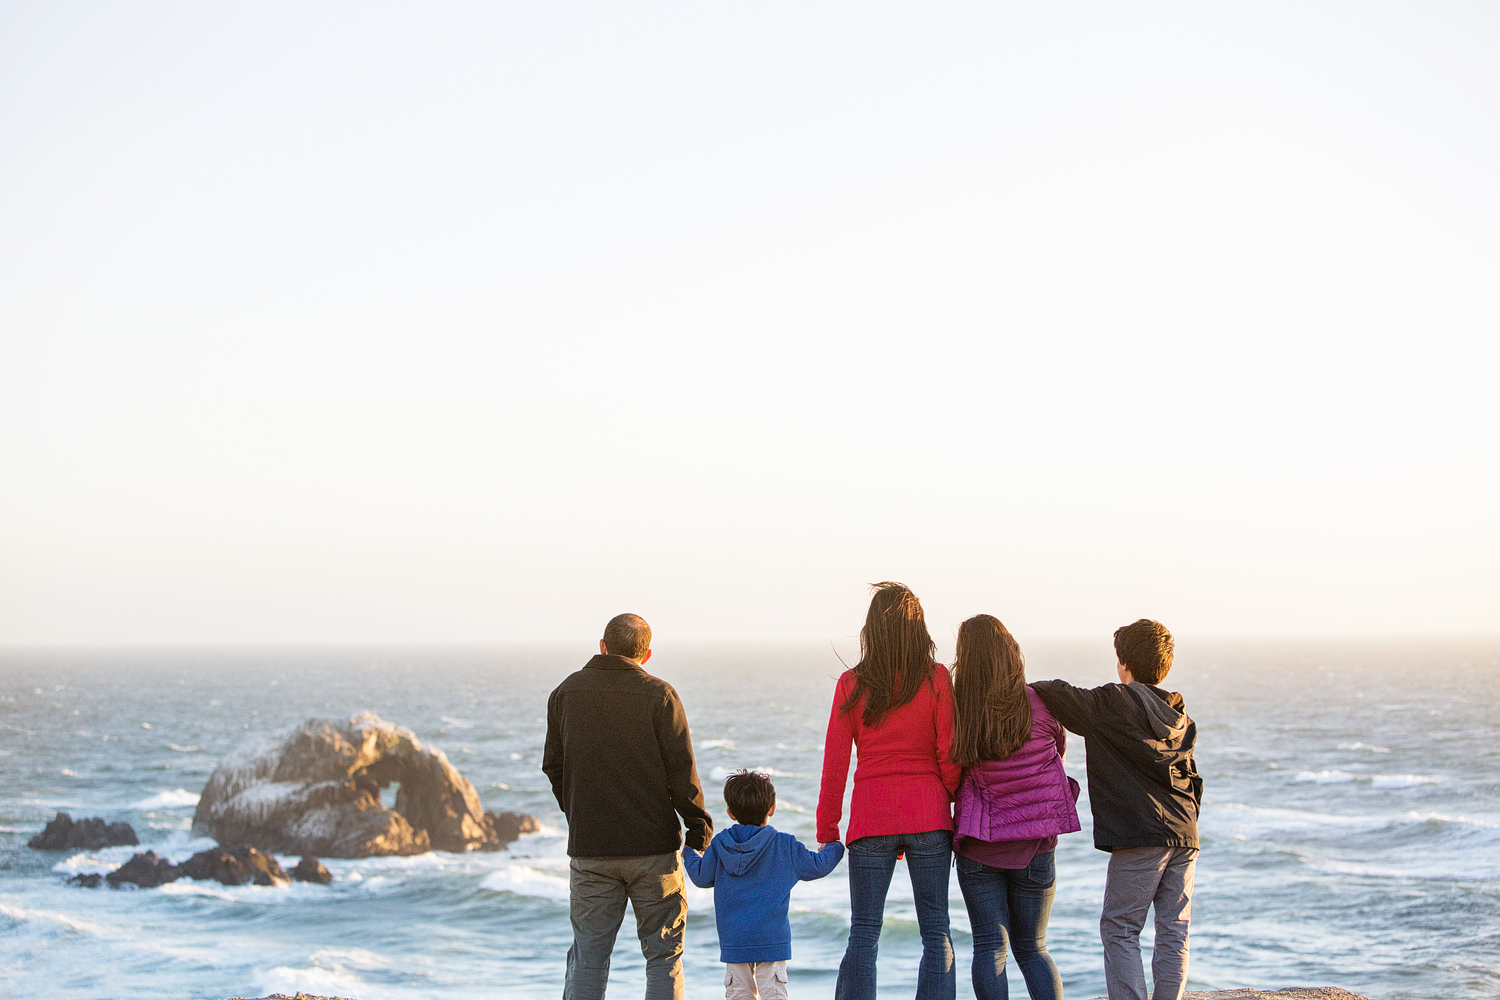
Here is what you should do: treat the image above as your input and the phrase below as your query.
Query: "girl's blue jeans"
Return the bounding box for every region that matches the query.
[834,829,956,1000]
[955,848,1062,1000]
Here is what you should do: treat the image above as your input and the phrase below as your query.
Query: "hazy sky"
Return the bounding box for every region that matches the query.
[1,2,1496,645]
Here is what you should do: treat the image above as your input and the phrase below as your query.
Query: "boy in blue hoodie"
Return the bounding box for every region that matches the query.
[682,770,845,1000]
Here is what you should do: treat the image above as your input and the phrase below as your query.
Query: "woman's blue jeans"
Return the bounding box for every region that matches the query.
[955,849,1062,1000]
[835,829,956,1000]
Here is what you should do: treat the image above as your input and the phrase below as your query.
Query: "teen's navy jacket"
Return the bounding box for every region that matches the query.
[682,823,844,963]
[1030,679,1203,852]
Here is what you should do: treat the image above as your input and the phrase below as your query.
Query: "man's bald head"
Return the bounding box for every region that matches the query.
[602,614,652,660]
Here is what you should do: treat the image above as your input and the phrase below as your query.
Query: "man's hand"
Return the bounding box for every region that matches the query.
[817,843,831,851]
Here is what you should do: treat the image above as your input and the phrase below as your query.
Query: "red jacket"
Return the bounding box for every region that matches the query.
[817,663,961,845]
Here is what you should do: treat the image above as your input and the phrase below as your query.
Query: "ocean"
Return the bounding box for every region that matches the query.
[2,639,1497,1000]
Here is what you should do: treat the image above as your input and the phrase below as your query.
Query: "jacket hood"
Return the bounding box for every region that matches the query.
[1127,682,1187,741]
[716,824,778,876]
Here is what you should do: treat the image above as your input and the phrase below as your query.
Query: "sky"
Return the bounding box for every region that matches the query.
[1,2,1496,645]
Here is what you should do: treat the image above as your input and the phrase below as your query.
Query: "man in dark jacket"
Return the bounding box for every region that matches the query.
[543,613,713,1000]
[1031,619,1202,1000]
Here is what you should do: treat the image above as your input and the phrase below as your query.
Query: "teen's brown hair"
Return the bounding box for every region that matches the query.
[950,614,1032,767]
[1113,618,1174,685]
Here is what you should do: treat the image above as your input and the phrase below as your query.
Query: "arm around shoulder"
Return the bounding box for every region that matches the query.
[1029,679,1101,737]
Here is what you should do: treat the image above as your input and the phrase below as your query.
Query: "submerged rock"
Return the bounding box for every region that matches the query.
[291,856,332,884]
[69,872,105,888]
[105,850,179,888]
[178,845,290,886]
[29,812,138,850]
[481,810,541,849]
[192,712,538,857]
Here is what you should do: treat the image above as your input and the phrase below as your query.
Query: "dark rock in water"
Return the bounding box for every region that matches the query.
[29,812,139,850]
[69,872,105,888]
[480,810,542,850]
[178,844,290,886]
[194,712,537,858]
[106,851,180,888]
[291,856,332,884]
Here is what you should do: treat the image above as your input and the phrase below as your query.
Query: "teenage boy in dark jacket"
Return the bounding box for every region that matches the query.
[543,613,713,1000]
[1031,619,1202,1000]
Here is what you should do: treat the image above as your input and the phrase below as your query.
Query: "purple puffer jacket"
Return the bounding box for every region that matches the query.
[953,688,1082,846]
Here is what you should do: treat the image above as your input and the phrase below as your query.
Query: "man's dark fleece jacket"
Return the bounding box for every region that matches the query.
[1030,679,1203,852]
[543,653,713,858]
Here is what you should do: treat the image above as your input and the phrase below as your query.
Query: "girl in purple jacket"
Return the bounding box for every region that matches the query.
[950,615,1081,1000]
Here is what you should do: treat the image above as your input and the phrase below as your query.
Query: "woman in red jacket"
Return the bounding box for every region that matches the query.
[818,582,961,1000]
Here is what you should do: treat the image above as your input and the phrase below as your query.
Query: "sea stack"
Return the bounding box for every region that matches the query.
[192,712,538,857]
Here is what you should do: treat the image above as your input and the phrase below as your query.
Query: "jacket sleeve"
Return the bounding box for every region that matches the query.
[681,841,716,887]
[541,686,567,815]
[816,675,855,844]
[655,685,714,851]
[1030,680,1106,738]
[933,665,961,797]
[792,838,845,881]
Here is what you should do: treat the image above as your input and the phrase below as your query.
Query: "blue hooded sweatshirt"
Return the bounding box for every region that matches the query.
[682,823,844,963]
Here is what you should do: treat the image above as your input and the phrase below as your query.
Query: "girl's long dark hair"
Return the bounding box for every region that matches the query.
[950,614,1032,766]
[840,582,937,727]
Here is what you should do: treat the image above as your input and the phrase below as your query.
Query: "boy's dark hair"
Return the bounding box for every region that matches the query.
[1114,619,1174,686]
[602,613,651,659]
[723,770,776,826]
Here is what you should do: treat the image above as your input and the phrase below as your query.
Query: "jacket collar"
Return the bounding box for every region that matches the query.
[585,653,645,671]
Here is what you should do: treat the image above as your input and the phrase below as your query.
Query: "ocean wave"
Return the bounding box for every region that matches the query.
[1338,742,1392,753]
[130,789,201,810]
[478,864,570,901]
[698,738,736,750]
[252,964,386,1000]
[708,766,812,782]
[1292,770,1439,786]
[0,903,105,937]
[165,743,199,753]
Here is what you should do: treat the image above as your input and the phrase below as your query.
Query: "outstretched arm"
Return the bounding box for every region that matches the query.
[792,839,845,881]
[816,676,855,845]
[681,841,717,888]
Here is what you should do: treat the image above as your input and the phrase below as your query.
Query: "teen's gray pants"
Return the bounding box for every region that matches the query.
[1100,846,1198,1000]
[565,851,688,1000]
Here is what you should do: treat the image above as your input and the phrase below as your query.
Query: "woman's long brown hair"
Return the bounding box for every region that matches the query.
[840,582,937,727]
[950,614,1032,766]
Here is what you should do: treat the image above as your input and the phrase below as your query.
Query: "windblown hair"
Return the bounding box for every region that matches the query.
[1113,618,1173,685]
[840,582,937,728]
[602,613,651,659]
[950,615,1033,767]
[723,769,776,826]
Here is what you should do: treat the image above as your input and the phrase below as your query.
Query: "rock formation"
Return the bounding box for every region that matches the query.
[192,712,538,857]
[291,856,332,884]
[105,850,180,888]
[178,845,290,886]
[82,845,291,889]
[29,812,138,850]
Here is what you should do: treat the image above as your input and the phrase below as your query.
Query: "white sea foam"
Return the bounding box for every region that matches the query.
[709,765,811,782]
[1338,742,1392,753]
[1292,770,1440,787]
[439,716,472,727]
[165,743,199,752]
[251,964,383,1000]
[130,789,201,810]
[698,738,737,750]
[479,864,571,901]
[0,903,106,936]
[1371,774,1441,787]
